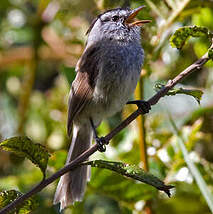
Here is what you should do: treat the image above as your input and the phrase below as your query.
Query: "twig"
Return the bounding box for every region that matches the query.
[144,0,166,19]
[159,0,191,35]
[164,0,177,10]
[0,144,99,214]
[0,48,211,214]
[152,0,191,46]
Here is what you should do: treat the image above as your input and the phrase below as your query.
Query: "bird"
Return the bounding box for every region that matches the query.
[54,6,151,210]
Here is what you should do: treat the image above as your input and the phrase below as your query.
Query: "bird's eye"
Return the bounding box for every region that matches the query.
[112,15,119,22]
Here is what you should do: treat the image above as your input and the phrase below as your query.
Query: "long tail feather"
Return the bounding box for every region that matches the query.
[53,123,92,210]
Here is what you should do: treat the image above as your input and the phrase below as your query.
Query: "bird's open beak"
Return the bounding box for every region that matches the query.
[125,6,151,27]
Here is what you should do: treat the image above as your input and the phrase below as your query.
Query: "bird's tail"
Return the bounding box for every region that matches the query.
[53,123,92,210]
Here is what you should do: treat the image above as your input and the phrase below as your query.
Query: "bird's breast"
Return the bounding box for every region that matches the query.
[92,42,144,117]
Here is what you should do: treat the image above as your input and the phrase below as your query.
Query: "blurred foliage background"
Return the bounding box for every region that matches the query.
[0,0,213,213]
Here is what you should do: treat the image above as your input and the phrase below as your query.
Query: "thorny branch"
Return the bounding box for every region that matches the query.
[0,44,212,214]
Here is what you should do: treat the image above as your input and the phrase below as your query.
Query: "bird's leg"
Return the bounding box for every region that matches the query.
[89,118,107,152]
[127,100,151,114]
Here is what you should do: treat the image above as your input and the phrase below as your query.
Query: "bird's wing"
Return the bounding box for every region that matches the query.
[67,45,100,136]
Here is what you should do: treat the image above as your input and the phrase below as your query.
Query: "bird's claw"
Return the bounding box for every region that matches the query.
[127,100,151,114]
[90,118,107,152]
[96,137,107,152]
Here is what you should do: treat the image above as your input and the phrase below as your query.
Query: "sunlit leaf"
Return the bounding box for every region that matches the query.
[170,26,212,49]
[90,167,157,203]
[48,150,67,171]
[208,47,213,60]
[0,136,50,178]
[0,190,38,213]
[154,83,203,104]
[84,160,174,197]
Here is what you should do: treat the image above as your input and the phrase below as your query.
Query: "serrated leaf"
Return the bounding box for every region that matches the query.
[208,47,213,60]
[90,167,157,203]
[0,190,38,213]
[84,160,174,197]
[0,136,50,178]
[170,26,211,49]
[154,83,203,104]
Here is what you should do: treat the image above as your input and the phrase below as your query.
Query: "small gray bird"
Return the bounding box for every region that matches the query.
[54,6,151,210]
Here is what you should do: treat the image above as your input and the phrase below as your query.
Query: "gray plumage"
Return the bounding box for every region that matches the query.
[54,124,92,209]
[54,7,146,210]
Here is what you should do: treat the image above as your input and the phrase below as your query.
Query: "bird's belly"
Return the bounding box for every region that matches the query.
[75,43,143,126]
[90,68,140,123]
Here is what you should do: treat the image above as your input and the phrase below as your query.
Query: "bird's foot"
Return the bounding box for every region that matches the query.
[89,118,107,152]
[127,100,151,114]
[95,136,107,152]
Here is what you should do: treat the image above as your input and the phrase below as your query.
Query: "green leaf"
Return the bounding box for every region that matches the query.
[60,64,76,85]
[0,136,50,178]
[84,160,174,197]
[90,167,157,203]
[208,47,213,60]
[0,190,38,213]
[154,83,203,104]
[170,26,212,49]
[48,150,67,171]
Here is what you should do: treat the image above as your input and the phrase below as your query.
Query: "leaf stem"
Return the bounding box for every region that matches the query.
[155,0,191,45]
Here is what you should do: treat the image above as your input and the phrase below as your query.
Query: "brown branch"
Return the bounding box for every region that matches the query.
[0,48,211,214]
